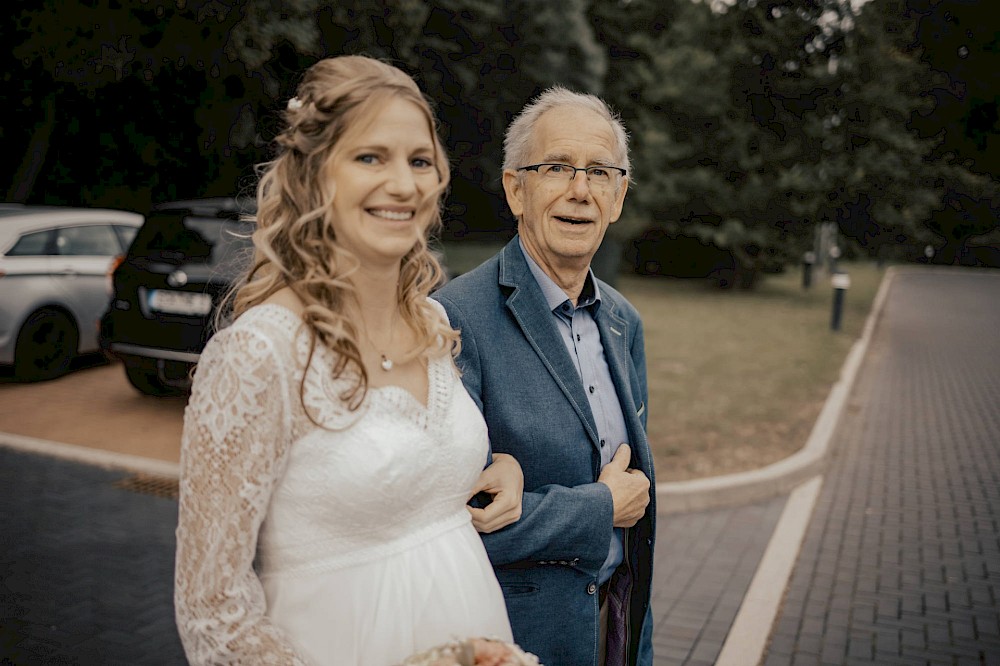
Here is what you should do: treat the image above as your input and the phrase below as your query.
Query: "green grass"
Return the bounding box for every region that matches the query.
[618,263,883,481]
[440,241,885,481]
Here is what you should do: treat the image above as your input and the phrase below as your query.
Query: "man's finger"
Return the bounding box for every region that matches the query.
[470,511,502,533]
[609,443,631,471]
[467,505,489,528]
[468,501,519,533]
[467,480,488,501]
[627,467,650,483]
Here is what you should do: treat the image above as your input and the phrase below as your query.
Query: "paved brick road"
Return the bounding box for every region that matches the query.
[653,495,787,665]
[764,271,1000,665]
[0,449,185,665]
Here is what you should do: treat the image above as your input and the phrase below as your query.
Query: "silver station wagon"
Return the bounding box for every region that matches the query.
[0,205,143,379]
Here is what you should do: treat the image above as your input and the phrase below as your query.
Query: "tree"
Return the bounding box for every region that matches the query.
[417,0,608,239]
[814,0,949,260]
[909,0,1000,261]
[911,0,1000,177]
[5,0,262,210]
[587,0,980,281]
[598,0,847,285]
[5,0,615,239]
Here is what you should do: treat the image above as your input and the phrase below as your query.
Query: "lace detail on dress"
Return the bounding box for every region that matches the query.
[255,346,476,577]
[175,302,492,664]
[175,310,310,665]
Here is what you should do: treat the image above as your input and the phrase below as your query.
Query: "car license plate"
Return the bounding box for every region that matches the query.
[148,289,213,316]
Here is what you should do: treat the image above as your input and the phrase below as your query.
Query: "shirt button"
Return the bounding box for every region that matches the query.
[587,582,598,595]
[600,439,606,448]
[589,385,595,394]
[576,334,581,341]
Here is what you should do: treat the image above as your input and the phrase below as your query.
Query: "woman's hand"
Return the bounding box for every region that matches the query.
[467,453,523,533]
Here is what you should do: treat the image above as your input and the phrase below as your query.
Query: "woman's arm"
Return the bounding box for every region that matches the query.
[174,326,308,665]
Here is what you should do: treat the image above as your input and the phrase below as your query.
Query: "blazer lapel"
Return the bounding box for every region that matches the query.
[595,302,652,472]
[499,240,601,449]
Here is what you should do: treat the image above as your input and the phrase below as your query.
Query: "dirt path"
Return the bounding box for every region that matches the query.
[0,358,186,462]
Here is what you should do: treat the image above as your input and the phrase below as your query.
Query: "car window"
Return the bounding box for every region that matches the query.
[132,213,254,267]
[114,224,139,251]
[188,218,254,266]
[6,229,54,256]
[55,224,122,256]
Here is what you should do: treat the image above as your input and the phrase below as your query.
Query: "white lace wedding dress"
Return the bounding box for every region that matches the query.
[175,303,513,665]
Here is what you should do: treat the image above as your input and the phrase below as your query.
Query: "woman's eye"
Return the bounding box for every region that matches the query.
[411,157,433,169]
[357,154,380,165]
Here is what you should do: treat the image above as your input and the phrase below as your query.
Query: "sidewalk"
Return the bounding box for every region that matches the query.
[762,270,1000,664]
[2,267,998,665]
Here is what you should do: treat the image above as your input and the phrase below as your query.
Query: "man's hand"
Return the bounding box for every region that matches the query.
[598,444,650,528]
[468,453,524,533]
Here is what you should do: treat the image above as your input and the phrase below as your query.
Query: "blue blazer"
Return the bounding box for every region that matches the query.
[434,238,655,666]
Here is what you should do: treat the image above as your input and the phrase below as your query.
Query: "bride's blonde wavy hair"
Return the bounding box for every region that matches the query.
[229,55,458,411]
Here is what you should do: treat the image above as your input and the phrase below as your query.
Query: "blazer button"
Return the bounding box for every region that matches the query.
[587,582,597,595]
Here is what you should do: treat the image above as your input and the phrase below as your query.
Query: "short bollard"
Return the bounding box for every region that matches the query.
[831,272,851,331]
[802,251,816,289]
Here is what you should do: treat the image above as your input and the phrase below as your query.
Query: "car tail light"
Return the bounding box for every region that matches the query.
[106,254,125,295]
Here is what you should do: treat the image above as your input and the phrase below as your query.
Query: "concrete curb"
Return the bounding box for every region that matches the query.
[655,266,898,514]
[715,474,824,665]
[0,430,180,478]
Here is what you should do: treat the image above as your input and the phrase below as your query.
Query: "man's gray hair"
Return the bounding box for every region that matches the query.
[502,86,631,176]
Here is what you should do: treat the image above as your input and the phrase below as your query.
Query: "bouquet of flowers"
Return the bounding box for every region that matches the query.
[398,638,541,666]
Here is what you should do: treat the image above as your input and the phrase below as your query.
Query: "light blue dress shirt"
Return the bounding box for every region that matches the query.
[519,239,628,585]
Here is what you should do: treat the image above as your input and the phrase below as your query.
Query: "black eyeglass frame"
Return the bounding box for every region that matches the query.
[515,163,628,181]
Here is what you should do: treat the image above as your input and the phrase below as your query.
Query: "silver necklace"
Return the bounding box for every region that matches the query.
[363,309,397,372]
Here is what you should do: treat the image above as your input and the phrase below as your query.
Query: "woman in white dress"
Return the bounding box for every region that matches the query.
[174,55,533,665]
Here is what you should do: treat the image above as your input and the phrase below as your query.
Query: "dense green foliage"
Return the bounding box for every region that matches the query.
[3,0,996,276]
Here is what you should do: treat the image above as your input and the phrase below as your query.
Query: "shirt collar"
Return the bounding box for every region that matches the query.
[518,236,602,314]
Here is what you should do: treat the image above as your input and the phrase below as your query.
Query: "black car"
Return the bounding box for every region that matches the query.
[100,198,255,396]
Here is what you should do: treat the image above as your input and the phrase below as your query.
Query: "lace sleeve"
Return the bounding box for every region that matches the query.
[174,325,309,665]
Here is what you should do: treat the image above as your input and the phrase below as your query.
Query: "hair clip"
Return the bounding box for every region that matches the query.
[287,97,303,111]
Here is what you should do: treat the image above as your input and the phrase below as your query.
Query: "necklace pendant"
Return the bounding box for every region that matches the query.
[380,354,394,372]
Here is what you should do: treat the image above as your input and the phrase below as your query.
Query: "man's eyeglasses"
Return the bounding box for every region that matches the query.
[516,163,627,188]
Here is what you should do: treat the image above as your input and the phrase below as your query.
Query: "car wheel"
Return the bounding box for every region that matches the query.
[123,360,185,397]
[14,309,79,381]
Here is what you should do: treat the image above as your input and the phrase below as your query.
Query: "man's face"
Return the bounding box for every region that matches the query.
[502,106,628,276]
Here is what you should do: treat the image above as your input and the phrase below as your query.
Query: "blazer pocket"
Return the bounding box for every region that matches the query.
[500,582,540,598]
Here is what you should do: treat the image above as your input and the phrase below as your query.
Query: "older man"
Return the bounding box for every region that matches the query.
[434,87,655,666]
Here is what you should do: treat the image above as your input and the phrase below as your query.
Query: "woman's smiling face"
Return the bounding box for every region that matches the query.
[325,97,442,267]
